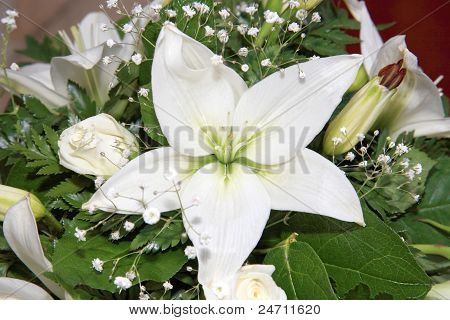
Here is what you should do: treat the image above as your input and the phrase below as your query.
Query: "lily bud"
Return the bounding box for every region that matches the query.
[347,65,369,93]
[323,77,396,155]
[0,185,46,221]
[297,0,324,10]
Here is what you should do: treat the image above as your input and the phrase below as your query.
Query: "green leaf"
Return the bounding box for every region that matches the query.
[51,220,187,292]
[130,220,186,252]
[46,178,86,198]
[285,205,432,299]
[264,239,337,300]
[16,35,68,62]
[67,81,97,119]
[417,157,450,225]
[139,91,168,146]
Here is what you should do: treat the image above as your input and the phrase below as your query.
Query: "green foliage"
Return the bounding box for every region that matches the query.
[16,35,69,63]
[264,239,337,300]
[50,220,187,294]
[139,89,168,146]
[264,204,432,299]
[130,220,187,252]
[67,81,97,119]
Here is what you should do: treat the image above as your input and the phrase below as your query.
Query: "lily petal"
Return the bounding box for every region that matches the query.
[0,277,53,300]
[233,55,363,165]
[78,12,121,50]
[82,147,200,214]
[3,198,66,299]
[50,45,105,103]
[369,35,407,77]
[0,65,69,109]
[152,24,248,157]
[387,48,449,138]
[426,281,450,300]
[180,162,271,286]
[344,0,383,73]
[258,148,365,225]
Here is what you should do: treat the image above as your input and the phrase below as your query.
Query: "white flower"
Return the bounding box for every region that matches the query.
[241,64,249,72]
[400,158,410,168]
[340,127,348,135]
[123,23,133,33]
[373,130,380,136]
[186,266,193,272]
[298,70,306,79]
[360,146,367,154]
[182,5,196,18]
[9,62,19,71]
[131,4,143,15]
[413,163,422,174]
[264,10,280,24]
[166,9,177,18]
[83,25,365,294]
[58,114,138,176]
[143,207,160,225]
[388,141,396,149]
[296,9,308,21]
[237,24,248,35]
[218,9,230,19]
[217,29,229,43]
[311,12,321,23]
[102,55,113,65]
[184,246,197,259]
[405,169,415,181]
[310,55,320,61]
[211,55,223,66]
[123,221,135,232]
[114,277,132,290]
[261,59,271,67]
[289,0,300,9]
[106,0,118,9]
[163,281,173,290]
[204,265,286,300]
[247,27,259,37]
[138,87,149,97]
[204,26,215,36]
[1,198,69,299]
[92,258,104,272]
[193,2,210,14]
[199,232,212,246]
[110,231,120,240]
[74,228,87,242]
[238,47,249,57]
[245,6,257,15]
[377,154,391,164]
[357,133,365,141]
[288,22,300,33]
[106,39,116,48]
[100,23,108,31]
[358,161,368,168]
[126,270,136,281]
[331,137,342,145]
[345,152,355,161]
[343,0,450,139]
[395,143,409,156]
[6,9,18,18]
[131,53,143,65]
[413,194,420,202]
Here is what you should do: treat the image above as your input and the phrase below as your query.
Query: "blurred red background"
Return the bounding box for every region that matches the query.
[342,0,450,95]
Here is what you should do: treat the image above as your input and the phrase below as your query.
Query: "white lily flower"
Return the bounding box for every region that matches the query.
[343,0,450,138]
[83,24,364,294]
[0,4,155,110]
[0,198,68,300]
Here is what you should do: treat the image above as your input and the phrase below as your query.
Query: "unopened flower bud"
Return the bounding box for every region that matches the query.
[323,77,396,155]
[0,185,46,221]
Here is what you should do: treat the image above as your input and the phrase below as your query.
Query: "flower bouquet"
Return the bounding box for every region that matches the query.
[0,0,448,301]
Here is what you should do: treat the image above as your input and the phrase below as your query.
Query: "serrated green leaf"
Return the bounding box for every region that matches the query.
[43,125,60,155]
[62,192,93,209]
[16,35,68,62]
[46,178,85,198]
[50,220,187,292]
[281,204,431,299]
[264,240,337,300]
[130,220,185,252]
[67,81,97,119]
[139,91,168,146]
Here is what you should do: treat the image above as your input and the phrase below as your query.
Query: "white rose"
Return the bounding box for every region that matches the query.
[58,114,138,177]
[204,265,287,300]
